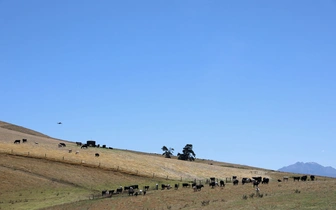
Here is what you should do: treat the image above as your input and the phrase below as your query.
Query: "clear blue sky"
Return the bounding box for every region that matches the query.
[1,0,335,170]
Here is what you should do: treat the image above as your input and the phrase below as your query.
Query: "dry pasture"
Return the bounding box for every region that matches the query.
[0,120,335,210]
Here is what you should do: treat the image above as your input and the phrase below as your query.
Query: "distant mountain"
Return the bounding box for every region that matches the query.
[278,162,336,178]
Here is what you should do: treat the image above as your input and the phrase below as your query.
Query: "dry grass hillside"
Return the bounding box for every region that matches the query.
[0,121,50,138]
[1,121,335,210]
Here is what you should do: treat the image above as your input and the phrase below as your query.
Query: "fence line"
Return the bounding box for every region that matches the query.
[0,149,204,183]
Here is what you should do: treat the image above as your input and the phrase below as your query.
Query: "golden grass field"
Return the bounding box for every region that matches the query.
[0,120,335,210]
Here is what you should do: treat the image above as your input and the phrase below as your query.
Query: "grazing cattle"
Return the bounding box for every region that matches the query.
[144,186,149,191]
[76,142,82,146]
[134,192,138,196]
[116,187,123,194]
[182,183,190,188]
[81,144,88,149]
[193,184,204,191]
[209,182,216,188]
[109,147,113,149]
[174,183,179,190]
[220,180,225,187]
[128,187,134,196]
[242,178,251,185]
[293,176,300,181]
[14,140,20,144]
[109,190,114,195]
[129,185,139,190]
[278,179,282,182]
[252,176,262,183]
[22,139,27,143]
[262,178,269,184]
[232,176,237,180]
[68,149,72,153]
[253,180,260,187]
[35,142,38,144]
[233,179,239,185]
[75,151,79,154]
[95,153,99,157]
[310,175,315,181]
[301,175,307,181]
[59,143,66,147]
[102,190,107,196]
[161,184,171,190]
[283,176,289,181]
[143,190,146,195]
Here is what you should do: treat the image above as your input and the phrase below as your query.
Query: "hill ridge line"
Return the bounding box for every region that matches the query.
[0,120,50,138]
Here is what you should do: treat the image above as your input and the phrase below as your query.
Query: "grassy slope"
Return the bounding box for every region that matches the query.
[0,121,335,210]
[0,121,50,138]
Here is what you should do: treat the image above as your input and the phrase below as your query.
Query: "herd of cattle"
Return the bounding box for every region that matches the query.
[13,139,102,157]
[13,139,27,144]
[99,174,317,198]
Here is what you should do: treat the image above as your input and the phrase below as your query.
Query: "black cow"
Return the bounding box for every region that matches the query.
[283,176,289,181]
[293,176,300,181]
[301,175,307,181]
[81,144,88,149]
[102,190,107,196]
[22,139,27,143]
[14,140,20,144]
[95,153,99,157]
[161,184,171,190]
[232,176,237,180]
[252,176,262,183]
[209,182,216,188]
[193,184,204,191]
[76,142,82,146]
[109,190,114,195]
[144,186,149,190]
[128,187,134,196]
[58,143,66,147]
[182,183,190,187]
[233,179,239,185]
[116,187,123,194]
[262,178,269,184]
[129,185,138,189]
[220,180,225,187]
[242,178,251,185]
[310,175,315,181]
[278,179,282,182]
[174,183,179,190]
[253,180,260,187]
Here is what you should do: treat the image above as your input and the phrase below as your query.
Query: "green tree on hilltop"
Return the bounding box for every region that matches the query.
[177,144,196,161]
[162,146,174,158]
